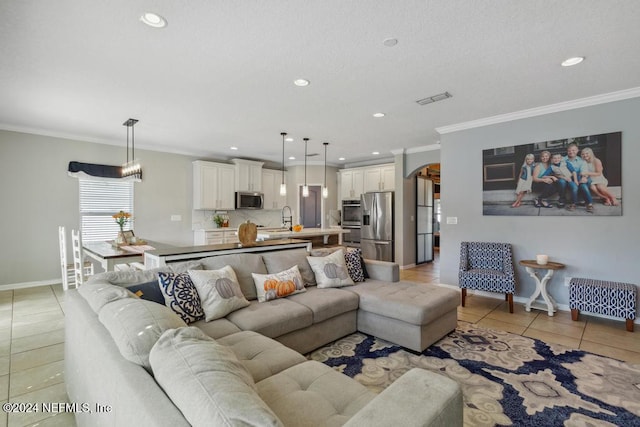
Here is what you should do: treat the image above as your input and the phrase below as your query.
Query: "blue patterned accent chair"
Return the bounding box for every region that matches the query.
[459,242,516,313]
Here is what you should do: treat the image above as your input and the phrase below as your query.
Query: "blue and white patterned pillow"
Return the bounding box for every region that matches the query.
[157,272,204,323]
[344,248,365,282]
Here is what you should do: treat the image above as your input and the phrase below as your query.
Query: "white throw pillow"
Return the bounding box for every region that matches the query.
[306,249,354,288]
[188,267,250,321]
[251,265,306,302]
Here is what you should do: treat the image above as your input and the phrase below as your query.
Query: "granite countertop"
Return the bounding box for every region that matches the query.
[146,238,311,257]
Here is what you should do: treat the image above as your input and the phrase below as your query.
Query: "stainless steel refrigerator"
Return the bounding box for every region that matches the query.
[361,191,394,261]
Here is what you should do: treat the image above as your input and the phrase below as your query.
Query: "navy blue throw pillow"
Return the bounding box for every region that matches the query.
[126,280,165,305]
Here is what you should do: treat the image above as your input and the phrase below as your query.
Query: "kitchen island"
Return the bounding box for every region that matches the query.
[144,239,312,269]
[257,228,350,245]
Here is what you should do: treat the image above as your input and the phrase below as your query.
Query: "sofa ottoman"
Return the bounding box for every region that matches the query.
[346,280,459,352]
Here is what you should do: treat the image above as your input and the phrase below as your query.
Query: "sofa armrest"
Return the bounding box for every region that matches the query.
[363,259,399,282]
[343,368,462,427]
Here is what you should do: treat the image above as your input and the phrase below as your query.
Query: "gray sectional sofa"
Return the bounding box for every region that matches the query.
[65,247,462,426]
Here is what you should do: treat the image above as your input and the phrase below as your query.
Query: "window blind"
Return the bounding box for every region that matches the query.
[79,179,134,242]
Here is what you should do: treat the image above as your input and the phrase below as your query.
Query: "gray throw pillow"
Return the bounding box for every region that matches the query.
[98,297,186,371]
[150,327,283,427]
[78,281,135,313]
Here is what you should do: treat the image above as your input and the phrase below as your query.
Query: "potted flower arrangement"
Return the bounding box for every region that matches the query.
[213,214,224,228]
[113,210,132,245]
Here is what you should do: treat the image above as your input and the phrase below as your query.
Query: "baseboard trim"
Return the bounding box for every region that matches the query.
[460,288,639,325]
[0,278,61,291]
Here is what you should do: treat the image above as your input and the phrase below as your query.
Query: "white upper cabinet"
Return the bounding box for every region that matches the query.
[341,163,394,199]
[262,169,287,210]
[193,161,236,210]
[232,159,264,192]
[340,169,364,200]
[364,164,395,192]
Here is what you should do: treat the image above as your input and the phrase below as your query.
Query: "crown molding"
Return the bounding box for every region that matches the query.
[406,144,440,153]
[435,87,640,135]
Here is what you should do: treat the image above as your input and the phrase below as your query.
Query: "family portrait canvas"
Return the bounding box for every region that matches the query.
[482,132,622,216]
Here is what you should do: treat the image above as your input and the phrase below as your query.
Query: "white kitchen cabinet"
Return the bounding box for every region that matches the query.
[193,161,236,210]
[340,169,364,200]
[232,159,263,192]
[194,229,239,245]
[364,164,395,192]
[262,169,287,210]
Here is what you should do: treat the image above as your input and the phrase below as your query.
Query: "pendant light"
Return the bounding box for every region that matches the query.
[322,142,329,198]
[302,137,309,197]
[122,118,141,179]
[279,132,287,196]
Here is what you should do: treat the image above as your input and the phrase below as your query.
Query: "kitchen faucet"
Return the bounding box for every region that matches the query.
[281,206,292,231]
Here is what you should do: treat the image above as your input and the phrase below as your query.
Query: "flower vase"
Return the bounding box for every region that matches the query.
[116,227,127,246]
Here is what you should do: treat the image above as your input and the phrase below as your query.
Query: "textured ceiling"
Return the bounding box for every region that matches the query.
[1,0,640,166]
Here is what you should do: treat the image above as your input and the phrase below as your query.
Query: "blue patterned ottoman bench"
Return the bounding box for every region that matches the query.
[569,278,637,332]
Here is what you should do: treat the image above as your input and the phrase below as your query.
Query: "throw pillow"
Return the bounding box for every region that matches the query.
[126,280,165,305]
[99,297,186,371]
[188,267,250,321]
[306,249,354,288]
[78,281,135,313]
[344,247,366,282]
[149,327,282,427]
[251,265,306,302]
[157,272,204,323]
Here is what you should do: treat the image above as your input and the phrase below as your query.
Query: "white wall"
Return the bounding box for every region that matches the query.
[439,97,640,306]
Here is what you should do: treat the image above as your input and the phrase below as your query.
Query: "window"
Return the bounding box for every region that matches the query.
[79,179,134,242]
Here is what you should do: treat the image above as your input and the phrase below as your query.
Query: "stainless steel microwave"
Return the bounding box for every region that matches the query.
[235,192,264,209]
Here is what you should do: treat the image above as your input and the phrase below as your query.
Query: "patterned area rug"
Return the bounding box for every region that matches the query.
[308,323,640,426]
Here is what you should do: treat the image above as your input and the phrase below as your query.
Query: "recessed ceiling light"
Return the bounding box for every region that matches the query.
[285,137,294,142]
[288,156,296,160]
[561,56,584,67]
[382,38,398,47]
[373,112,385,118]
[339,157,345,161]
[230,146,238,150]
[372,151,380,155]
[294,79,310,87]
[140,12,167,28]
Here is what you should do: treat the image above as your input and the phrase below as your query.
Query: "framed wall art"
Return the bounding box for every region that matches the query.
[482,132,622,216]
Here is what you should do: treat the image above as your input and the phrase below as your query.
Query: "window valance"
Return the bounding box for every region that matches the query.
[67,161,141,182]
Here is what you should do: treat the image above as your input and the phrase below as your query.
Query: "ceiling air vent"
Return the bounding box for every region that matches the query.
[416,91,452,106]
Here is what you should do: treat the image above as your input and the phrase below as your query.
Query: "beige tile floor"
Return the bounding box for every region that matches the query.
[401,253,640,365]
[0,285,75,427]
[0,254,638,426]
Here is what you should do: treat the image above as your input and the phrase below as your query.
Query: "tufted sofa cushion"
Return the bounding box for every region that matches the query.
[257,361,375,426]
[217,331,306,382]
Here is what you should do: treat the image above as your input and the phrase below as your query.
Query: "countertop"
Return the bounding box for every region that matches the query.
[256,227,349,240]
[146,238,311,257]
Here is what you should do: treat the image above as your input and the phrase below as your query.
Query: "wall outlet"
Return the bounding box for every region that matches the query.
[564,276,572,286]
[171,215,182,221]
[446,216,458,225]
